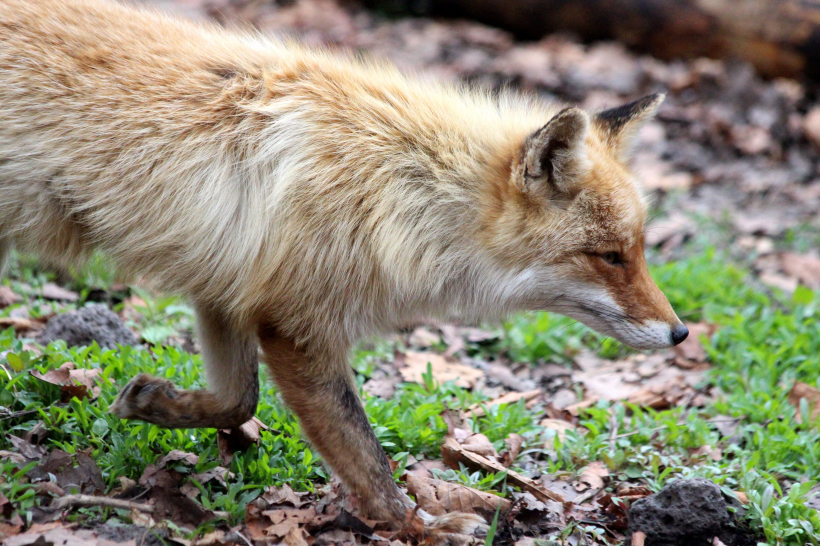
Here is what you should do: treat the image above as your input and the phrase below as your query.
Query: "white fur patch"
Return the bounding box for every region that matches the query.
[539,283,675,350]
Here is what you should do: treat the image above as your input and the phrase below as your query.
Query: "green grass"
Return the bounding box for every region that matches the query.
[2,245,820,544]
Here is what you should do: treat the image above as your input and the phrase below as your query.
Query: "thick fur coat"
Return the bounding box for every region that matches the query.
[0,0,685,534]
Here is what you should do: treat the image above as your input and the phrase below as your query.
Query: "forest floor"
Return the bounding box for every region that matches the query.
[3,1,820,545]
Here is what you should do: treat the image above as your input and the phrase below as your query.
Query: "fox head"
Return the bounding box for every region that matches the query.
[485,94,687,349]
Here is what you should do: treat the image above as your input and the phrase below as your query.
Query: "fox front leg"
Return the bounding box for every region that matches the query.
[257,326,486,539]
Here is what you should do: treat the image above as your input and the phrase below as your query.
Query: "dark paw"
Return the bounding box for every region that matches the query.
[110,373,180,422]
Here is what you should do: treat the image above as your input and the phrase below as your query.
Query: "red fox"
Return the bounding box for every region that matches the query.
[0,0,687,537]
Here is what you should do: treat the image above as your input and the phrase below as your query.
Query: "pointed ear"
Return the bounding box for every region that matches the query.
[520,107,590,199]
[596,93,664,161]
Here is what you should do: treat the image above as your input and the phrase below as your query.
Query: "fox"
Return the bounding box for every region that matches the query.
[0,0,689,538]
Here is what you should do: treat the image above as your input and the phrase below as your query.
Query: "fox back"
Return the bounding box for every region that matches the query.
[0,0,683,353]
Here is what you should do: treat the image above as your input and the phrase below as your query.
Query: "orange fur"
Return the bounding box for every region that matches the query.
[0,0,684,534]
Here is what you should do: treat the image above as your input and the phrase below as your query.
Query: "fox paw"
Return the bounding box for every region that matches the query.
[412,511,488,546]
[110,373,182,424]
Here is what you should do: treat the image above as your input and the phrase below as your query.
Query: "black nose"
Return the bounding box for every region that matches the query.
[671,324,689,345]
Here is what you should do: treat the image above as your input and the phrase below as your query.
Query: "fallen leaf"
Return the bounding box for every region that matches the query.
[7,436,47,461]
[460,433,497,458]
[218,416,269,463]
[0,317,45,334]
[191,467,232,487]
[156,450,199,469]
[31,363,103,401]
[406,474,510,517]
[283,526,310,546]
[405,459,450,479]
[261,507,317,538]
[0,286,22,308]
[399,351,483,389]
[780,252,820,289]
[262,484,308,508]
[674,323,714,366]
[27,450,104,495]
[467,389,541,418]
[38,283,79,302]
[540,418,579,444]
[689,445,722,461]
[362,376,398,398]
[573,461,608,492]
[788,382,820,422]
[500,433,523,467]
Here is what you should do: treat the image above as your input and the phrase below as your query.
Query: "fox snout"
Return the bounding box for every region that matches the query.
[544,248,688,350]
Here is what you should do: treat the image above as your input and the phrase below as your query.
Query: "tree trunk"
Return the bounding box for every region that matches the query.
[368,0,820,79]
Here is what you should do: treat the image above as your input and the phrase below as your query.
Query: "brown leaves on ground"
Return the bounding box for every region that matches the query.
[30,362,104,401]
[406,474,510,518]
[565,349,711,414]
[788,381,820,422]
[0,286,22,308]
[467,389,541,419]
[756,251,820,293]
[398,351,483,389]
[441,436,565,504]
[217,416,270,463]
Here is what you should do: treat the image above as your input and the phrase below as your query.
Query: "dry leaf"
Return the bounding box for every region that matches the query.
[460,433,497,458]
[261,507,317,538]
[500,433,523,467]
[218,416,269,463]
[573,461,608,492]
[0,287,22,308]
[467,389,541,418]
[38,283,79,302]
[405,459,450,479]
[689,445,722,461]
[541,418,579,444]
[441,437,565,503]
[0,317,45,334]
[31,363,103,401]
[262,484,308,508]
[406,474,510,517]
[156,450,199,468]
[788,382,820,422]
[780,252,820,289]
[674,322,714,366]
[399,351,483,388]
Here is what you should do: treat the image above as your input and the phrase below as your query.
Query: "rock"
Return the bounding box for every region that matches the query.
[39,304,138,349]
[625,478,759,546]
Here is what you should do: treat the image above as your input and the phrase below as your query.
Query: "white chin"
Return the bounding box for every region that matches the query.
[610,320,674,350]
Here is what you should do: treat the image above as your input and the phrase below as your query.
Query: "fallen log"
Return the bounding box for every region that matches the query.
[363,0,820,79]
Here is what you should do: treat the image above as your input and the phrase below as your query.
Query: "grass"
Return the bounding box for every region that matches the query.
[2,241,820,544]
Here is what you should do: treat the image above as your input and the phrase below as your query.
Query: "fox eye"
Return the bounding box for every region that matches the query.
[600,252,624,266]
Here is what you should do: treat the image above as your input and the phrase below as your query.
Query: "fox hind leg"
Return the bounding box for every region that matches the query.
[111,304,259,429]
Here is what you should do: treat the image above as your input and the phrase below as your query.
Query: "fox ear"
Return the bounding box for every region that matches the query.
[521,107,590,199]
[596,93,664,161]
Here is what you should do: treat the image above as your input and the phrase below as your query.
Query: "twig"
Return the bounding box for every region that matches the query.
[608,413,618,452]
[52,494,154,513]
[52,494,231,520]
[615,417,741,439]
[0,409,39,421]
[574,487,601,505]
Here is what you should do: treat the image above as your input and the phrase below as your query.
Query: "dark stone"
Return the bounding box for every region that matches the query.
[39,304,138,349]
[625,478,760,546]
